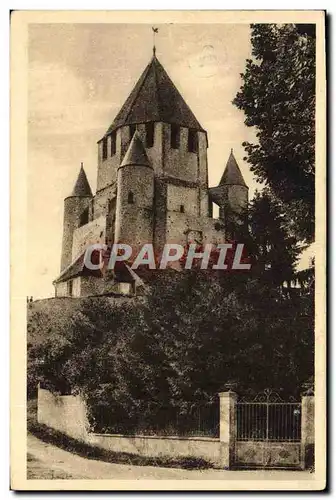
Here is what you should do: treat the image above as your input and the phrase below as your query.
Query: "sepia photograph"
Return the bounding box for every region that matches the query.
[10,10,326,490]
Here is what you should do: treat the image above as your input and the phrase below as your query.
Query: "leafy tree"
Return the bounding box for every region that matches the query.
[245,188,301,285]
[233,23,315,242]
[28,225,313,433]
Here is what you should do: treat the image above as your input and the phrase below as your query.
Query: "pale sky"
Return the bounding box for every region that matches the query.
[28,23,261,299]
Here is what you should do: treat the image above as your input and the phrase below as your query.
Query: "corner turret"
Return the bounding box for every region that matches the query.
[209,149,248,238]
[60,164,93,272]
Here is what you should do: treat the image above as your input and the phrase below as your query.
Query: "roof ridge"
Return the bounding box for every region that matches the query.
[152,56,161,120]
[123,58,154,126]
[154,57,203,130]
[103,55,205,136]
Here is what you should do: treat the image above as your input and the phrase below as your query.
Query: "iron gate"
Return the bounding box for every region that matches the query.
[235,389,302,468]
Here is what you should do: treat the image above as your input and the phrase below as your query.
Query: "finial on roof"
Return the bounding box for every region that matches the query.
[152,26,158,58]
[231,148,233,154]
[103,41,205,135]
[80,161,83,168]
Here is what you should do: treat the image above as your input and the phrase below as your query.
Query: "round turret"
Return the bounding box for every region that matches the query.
[114,132,154,250]
[60,164,93,272]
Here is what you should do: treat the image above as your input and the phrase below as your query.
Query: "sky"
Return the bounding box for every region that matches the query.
[27,23,261,299]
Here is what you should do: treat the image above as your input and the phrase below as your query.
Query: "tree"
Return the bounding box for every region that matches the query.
[233,24,315,242]
[28,266,314,433]
[246,188,301,285]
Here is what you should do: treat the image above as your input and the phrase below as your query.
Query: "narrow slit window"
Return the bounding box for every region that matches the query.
[108,198,115,212]
[79,207,89,227]
[180,204,185,213]
[170,124,180,149]
[110,131,116,156]
[102,137,108,160]
[188,129,198,153]
[129,124,136,139]
[90,199,94,220]
[145,122,154,148]
[128,191,134,204]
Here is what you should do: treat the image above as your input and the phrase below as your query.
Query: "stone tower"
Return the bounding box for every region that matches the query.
[209,150,248,239]
[60,164,93,272]
[115,132,154,249]
[94,52,210,249]
[54,50,249,298]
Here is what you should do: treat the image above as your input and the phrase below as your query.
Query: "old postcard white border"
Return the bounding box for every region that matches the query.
[10,9,326,491]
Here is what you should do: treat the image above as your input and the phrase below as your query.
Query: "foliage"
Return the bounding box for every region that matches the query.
[233,24,315,242]
[28,262,314,432]
[245,188,302,284]
[27,191,313,430]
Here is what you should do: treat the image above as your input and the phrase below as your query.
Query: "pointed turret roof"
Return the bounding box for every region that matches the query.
[105,55,205,136]
[120,132,152,169]
[70,164,93,197]
[219,150,247,187]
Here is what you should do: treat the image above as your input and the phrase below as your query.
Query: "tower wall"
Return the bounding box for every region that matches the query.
[114,164,154,249]
[166,184,198,215]
[96,126,134,193]
[198,132,210,217]
[220,185,249,239]
[60,196,91,272]
[93,184,116,220]
[164,212,226,247]
[136,122,164,177]
[162,125,197,183]
[224,185,249,214]
[153,178,168,252]
[215,185,249,220]
[97,132,119,193]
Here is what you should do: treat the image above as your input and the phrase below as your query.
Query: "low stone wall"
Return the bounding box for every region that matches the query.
[37,387,89,440]
[89,433,224,467]
[36,387,226,466]
[36,387,314,470]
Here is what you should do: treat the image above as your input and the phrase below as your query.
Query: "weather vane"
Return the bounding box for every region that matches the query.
[152,27,158,56]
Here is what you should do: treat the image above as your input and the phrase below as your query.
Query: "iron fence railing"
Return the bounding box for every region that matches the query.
[236,390,301,442]
[92,401,220,438]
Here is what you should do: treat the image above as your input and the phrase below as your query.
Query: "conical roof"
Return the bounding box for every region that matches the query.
[105,55,204,136]
[219,150,247,187]
[120,132,152,169]
[70,165,93,197]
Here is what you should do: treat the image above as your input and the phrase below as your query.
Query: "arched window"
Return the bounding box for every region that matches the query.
[128,191,134,204]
